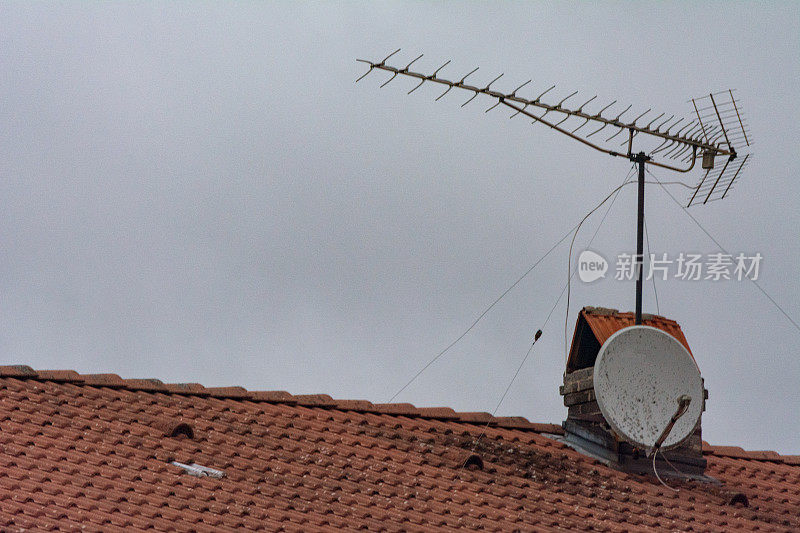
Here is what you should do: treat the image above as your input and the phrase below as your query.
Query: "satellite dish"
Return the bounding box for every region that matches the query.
[593,325,704,451]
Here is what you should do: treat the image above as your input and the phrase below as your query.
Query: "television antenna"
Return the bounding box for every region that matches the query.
[356,50,752,324]
[593,325,704,454]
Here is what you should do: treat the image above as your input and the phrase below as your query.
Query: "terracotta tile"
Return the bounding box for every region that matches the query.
[0,365,38,377]
[79,374,127,387]
[0,368,798,532]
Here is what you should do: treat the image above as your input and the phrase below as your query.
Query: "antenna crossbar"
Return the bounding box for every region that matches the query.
[357,49,754,330]
[358,50,751,207]
[356,58,734,163]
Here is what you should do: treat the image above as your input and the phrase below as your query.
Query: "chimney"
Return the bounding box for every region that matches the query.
[560,306,708,476]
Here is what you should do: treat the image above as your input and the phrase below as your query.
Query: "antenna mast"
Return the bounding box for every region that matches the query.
[634,152,648,324]
[357,51,752,324]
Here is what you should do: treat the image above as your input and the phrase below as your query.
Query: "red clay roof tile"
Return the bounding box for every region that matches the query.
[293,394,340,407]
[0,365,797,532]
[81,373,128,387]
[35,369,83,382]
[205,386,250,399]
[582,306,694,356]
[247,390,297,403]
[0,365,37,377]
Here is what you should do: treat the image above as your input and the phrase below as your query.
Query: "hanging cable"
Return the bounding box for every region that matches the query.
[461,255,576,471]
[388,171,703,403]
[563,176,707,358]
[388,195,607,402]
[462,168,644,470]
[564,165,635,359]
[460,329,543,472]
[387,223,572,403]
[660,449,685,477]
[646,167,800,335]
[652,450,680,492]
[644,214,661,315]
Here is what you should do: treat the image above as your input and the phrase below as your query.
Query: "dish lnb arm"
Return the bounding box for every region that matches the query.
[647,395,692,458]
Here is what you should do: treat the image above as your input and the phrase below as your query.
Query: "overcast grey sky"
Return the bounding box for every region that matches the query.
[1,2,798,453]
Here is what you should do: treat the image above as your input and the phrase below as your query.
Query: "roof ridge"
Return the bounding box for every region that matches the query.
[701,441,800,464]
[4,364,796,463]
[0,365,562,434]
[581,306,683,325]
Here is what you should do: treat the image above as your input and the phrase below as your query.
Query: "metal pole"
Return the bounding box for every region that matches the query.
[634,152,648,325]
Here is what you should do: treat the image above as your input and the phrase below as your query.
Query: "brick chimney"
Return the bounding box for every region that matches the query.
[560,307,708,476]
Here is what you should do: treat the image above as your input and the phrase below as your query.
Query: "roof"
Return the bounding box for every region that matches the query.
[567,307,695,372]
[582,307,693,355]
[1,365,798,532]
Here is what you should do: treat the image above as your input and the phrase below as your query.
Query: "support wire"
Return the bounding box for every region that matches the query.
[388,171,701,404]
[462,166,636,470]
[646,167,800,335]
[564,176,700,358]
[565,165,636,359]
[644,214,661,315]
[386,224,573,403]
[387,194,605,402]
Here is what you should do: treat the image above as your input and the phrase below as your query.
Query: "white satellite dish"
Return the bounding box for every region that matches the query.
[593,325,703,451]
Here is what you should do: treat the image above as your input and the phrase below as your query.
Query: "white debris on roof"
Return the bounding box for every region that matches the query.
[171,461,225,478]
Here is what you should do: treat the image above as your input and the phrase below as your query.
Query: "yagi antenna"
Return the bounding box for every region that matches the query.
[356,51,753,325]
